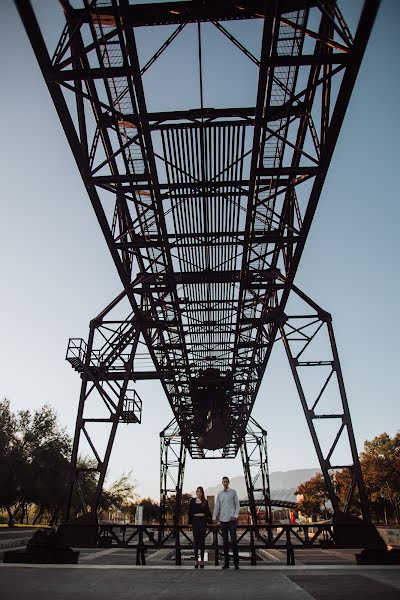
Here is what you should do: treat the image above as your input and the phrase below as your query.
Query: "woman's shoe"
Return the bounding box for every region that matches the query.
[200,561,205,569]
[194,562,199,569]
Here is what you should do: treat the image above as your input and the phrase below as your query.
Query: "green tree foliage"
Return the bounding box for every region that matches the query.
[0,399,145,525]
[99,473,138,513]
[295,432,400,524]
[67,456,98,520]
[0,400,72,524]
[138,497,160,522]
[357,432,400,523]
[66,460,138,520]
[18,405,72,524]
[0,399,22,524]
[334,433,400,523]
[180,493,193,516]
[157,492,194,524]
[168,493,193,519]
[295,472,331,520]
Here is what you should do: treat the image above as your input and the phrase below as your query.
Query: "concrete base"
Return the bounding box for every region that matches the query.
[377,527,400,549]
[3,548,79,564]
[56,513,98,548]
[333,514,387,549]
[356,549,400,565]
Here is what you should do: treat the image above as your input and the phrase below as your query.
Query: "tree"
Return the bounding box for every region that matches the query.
[0,399,17,452]
[180,493,193,517]
[295,472,331,520]
[334,467,358,514]
[138,497,160,523]
[68,465,138,519]
[99,473,138,514]
[67,456,98,519]
[360,432,400,524]
[0,400,72,525]
[16,405,72,524]
[30,442,71,525]
[294,433,400,524]
[0,399,30,524]
[167,493,193,522]
[0,400,143,526]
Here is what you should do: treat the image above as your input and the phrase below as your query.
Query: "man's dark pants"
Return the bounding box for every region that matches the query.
[220,520,239,566]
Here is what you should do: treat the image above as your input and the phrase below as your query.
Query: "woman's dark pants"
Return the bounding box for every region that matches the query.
[192,516,208,561]
[221,520,239,566]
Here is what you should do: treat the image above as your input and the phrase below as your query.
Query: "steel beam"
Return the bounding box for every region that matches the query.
[72,1,319,28]
[279,281,370,522]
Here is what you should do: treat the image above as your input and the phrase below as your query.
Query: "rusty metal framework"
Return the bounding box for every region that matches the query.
[160,415,272,528]
[160,418,186,528]
[241,417,272,529]
[279,281,372,520]
[64,291,147,517]
[16,0,381,534]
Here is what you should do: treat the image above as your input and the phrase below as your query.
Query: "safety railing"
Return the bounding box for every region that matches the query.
[121,390,142,424]
[95,523,345,566]
[66,338,88,371]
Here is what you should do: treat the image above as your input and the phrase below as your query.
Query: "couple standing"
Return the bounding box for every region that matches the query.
[188,476,240,569]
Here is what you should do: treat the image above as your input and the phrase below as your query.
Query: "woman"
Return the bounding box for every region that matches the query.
[188,486,212,568]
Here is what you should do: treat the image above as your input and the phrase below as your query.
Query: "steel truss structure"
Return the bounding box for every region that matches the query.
[160,416,271,528]
[160,418,186,528]
[17,0,381,535]
[279,281,371,520]
[241,417,272,529]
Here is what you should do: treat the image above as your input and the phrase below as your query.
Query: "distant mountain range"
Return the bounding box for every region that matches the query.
[201,468,321,503]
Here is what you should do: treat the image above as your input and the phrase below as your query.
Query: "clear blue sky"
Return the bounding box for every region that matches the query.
[0,1,399,499]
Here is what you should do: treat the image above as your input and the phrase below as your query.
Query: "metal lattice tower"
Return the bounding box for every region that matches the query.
[160,416,272,529]
[160,418,186,528]
[241,417,272,531]
[16,0,380,532]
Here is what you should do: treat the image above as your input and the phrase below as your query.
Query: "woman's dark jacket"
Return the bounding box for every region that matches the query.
[188,498,212,524]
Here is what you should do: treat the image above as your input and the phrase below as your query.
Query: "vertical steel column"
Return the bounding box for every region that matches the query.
[64,291,143,521]
[91,330,141,512]
[279,282,370,522]
[241,441,258,527]
[241,417,272,534]
[160,418,187,529]
[64,323,96,522]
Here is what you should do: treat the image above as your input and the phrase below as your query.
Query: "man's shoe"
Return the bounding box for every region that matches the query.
[222,564,229,569]
[234,564,239,570]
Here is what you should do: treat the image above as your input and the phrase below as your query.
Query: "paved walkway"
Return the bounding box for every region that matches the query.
[1,564,400,600]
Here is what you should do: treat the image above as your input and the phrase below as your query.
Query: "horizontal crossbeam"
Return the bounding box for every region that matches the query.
[72,1,319,28]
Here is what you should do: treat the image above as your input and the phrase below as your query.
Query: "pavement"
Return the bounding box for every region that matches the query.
[1,546,400,600]
[0,528,37,556]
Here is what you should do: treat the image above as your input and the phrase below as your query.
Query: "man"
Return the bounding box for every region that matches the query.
[213,476,240,569]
